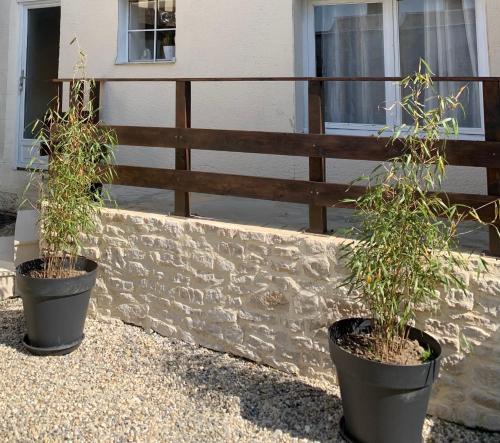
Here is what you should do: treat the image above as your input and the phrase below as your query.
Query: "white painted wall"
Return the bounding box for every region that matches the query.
[57,0,306,180]
[0,0,31,198]
[2,0,500,200]
[0,1,9,155]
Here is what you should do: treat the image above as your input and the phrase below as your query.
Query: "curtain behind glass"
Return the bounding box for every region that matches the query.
[399,0,481,128]
[314,4,386,125]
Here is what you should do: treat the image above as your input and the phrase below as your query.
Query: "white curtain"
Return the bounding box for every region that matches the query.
[315,4,386,125]
[315,0,480,129]
[412,0,480,127]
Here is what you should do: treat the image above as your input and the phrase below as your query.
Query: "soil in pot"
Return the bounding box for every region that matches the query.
[27,268,86,279]
[337,332,428,365]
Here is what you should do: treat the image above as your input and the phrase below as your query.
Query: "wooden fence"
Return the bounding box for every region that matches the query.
[53,76,500,256]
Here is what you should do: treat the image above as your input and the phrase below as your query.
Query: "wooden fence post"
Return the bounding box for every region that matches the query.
[308,80,328,234]
[90,81,101,123]
[56,82,63,114]
[483,81,500,256]
[175,81,192,217]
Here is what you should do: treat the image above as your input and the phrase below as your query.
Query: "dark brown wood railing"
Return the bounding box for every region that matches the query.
[53,76,500,255]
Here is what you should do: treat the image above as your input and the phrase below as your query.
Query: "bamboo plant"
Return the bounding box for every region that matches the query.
[27,50,116,279]
[341,60,497,362]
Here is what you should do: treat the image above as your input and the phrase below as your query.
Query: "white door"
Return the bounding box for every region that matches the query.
[18,2,61,168]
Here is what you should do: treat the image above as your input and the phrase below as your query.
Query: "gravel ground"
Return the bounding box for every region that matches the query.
[0,298,497,443]
[0,223,14,237]
[0,212,15,237]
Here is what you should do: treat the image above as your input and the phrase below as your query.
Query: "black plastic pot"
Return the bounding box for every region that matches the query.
[329,318,442,443]
[16,257,98,356]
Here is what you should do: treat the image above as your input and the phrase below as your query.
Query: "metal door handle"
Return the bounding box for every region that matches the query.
[19,70,26,93]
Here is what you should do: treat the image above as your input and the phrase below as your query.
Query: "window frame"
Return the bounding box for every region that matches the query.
[305,0,489,139]
[117,0,176,64]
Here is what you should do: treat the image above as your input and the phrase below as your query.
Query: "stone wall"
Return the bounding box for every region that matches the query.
[82,208,500,431]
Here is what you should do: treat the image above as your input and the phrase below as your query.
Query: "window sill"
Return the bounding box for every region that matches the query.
[115,59,176,65]
[324,125,485,141]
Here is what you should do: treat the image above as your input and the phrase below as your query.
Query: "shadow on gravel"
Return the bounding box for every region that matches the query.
[169,350,343,442]
[0,304,26,351]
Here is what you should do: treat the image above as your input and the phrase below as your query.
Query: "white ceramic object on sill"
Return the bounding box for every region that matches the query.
[163,46,176,61]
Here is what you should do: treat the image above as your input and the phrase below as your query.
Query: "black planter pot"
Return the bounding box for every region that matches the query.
[329,318,442,443]
[16,257,98,356]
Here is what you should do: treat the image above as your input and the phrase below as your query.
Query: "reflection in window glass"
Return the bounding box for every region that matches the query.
[157,30,176,60]
[128,0,176,62]
[129,31,155,62]
[129,0,155,30]
[314,3,386,125]
[157,0,176,28]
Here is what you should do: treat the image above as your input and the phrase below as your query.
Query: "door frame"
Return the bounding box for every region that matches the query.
[16,0,61,168]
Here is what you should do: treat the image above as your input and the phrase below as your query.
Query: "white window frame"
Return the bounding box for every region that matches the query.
[117,0,176,64]
[305,0,490,139]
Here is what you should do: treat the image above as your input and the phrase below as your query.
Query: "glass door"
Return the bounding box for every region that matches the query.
[18,5,61,167]
[309,0,396,135]
[307,0,486,137]
[397,0,483,132]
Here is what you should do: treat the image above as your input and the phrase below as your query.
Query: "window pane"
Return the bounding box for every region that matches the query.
[157,30,175,60]
[314,3,386,125]
[129,31,155,61]
[399,0,481,128]
[158,0,176,29]
[129,0,156,30]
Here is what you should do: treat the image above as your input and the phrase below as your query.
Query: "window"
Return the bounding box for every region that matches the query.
[308,0,488,135]
[121,0,176,63]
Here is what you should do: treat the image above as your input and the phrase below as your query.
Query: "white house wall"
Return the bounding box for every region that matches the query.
[58,0,306,180]
[2,0,500,199]
[0,0,26,202]
[0,0,9,155]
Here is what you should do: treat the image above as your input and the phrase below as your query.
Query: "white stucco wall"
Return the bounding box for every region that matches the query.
[57,0,306,180]
[1,0,500,202]
[0,0,9,153]
[0,0,30,202]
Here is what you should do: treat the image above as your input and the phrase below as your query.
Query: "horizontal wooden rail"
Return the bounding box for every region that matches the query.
[105,165,498,221]
[54,77,500,254]
[54,76,500,83]
[109,166,354,207]
[108,126,500,169]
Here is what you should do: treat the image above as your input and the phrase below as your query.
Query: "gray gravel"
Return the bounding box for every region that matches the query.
[0,212,15,237]
[0,298,497,443]
[0,223,14,237]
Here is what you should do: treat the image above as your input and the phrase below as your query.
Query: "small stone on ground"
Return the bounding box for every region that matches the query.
[0,298,497,442]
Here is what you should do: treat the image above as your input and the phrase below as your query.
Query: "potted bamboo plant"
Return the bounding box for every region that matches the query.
[331,61,496,443]
[16,72,116,356]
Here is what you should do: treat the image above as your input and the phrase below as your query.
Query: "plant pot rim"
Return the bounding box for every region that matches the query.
[329,317,442,369]
[16,257,99,300]
[16,256,98,282]
[329,318,442,390]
